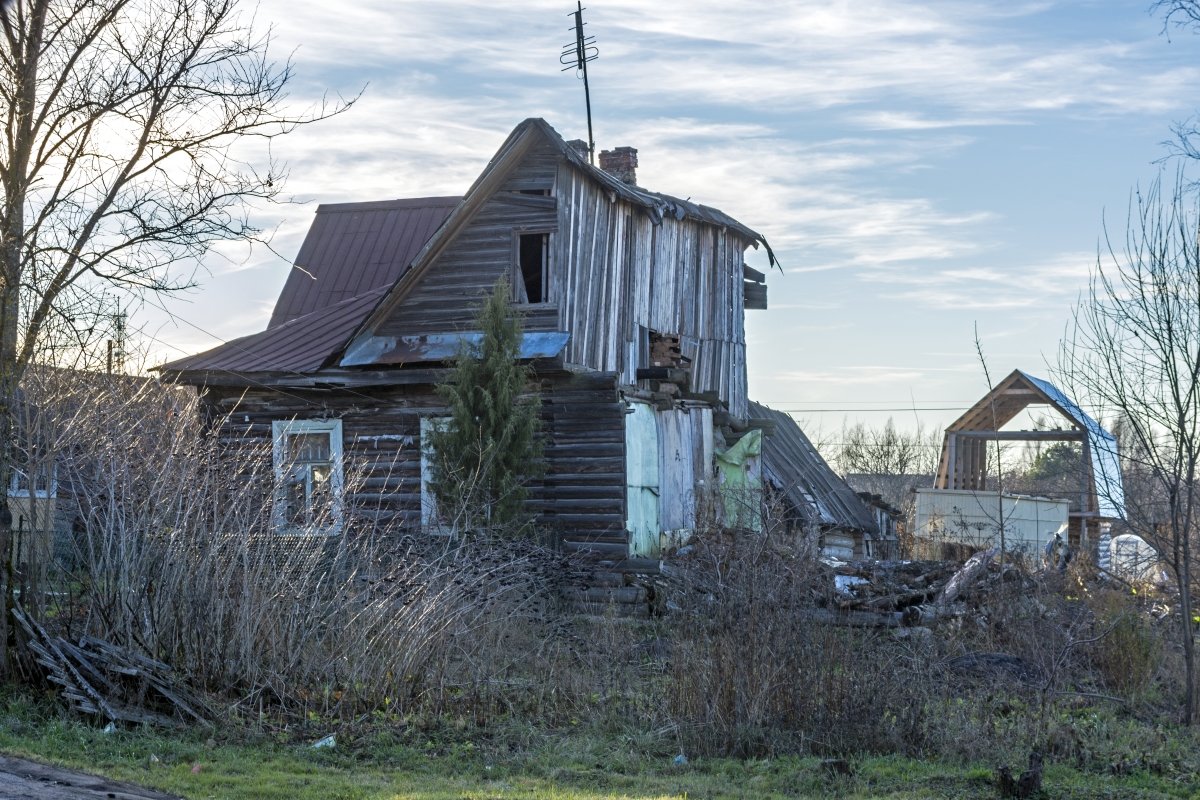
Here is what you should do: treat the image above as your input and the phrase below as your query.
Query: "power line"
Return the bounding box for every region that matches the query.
[775,406,970,413]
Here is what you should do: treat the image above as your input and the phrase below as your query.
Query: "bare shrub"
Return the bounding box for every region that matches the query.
[665,526,937,758]
[20,370,563,722]
[1083,589,1165,701]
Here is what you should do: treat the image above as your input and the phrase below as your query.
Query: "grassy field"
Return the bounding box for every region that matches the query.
[1,692,1197,800]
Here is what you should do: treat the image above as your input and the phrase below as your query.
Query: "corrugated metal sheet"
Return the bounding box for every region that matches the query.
[269,197,458,328]
[914,488,1069,557]
[160,287,389,375]
[1017,371,1125,519]
[750,401,878,533]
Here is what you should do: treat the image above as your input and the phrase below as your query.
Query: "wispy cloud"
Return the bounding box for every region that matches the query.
[865,251,1096,310]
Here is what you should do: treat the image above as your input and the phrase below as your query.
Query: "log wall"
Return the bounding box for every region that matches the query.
[199,369,627,553]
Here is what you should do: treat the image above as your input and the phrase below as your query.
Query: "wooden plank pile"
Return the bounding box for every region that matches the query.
[822,548,1013,627]
[662,542,1024,629]
[13,606,210,728]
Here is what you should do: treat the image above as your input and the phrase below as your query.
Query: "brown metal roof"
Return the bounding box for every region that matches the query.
[160,287,388,377]
[268,197,458,328]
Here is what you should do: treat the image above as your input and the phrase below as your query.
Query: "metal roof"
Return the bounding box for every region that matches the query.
[750,401,879,533]
[1017,371,1125,519]
[160,287,388,376]
[268,197,458,328]
[934,369,1125,520]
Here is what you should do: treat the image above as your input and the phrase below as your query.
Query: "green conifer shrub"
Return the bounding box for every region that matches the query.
[426,276,542,535]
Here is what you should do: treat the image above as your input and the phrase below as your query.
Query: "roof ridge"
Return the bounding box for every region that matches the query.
[315,196,462,213]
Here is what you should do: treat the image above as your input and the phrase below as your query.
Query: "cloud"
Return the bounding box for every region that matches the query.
[862,251,1096,310]
[847,111,1028,131]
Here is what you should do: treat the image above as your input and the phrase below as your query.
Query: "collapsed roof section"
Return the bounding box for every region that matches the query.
[750,400,879,535]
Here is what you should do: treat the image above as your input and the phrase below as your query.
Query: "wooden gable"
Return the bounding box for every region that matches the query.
[372,141,560,341]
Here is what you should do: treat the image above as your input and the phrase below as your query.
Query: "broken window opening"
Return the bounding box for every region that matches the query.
[517,231,550,304]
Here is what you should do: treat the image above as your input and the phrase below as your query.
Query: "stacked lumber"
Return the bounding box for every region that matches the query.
[13,606,210,728]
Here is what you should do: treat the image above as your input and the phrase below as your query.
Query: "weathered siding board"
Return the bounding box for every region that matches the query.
[657,405,714,535]
[378,151,560,338]
[198,369,626,551]
[553,163,752,419]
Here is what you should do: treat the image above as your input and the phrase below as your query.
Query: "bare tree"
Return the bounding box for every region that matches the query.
[833,417,938,518]
[0,0,349,676]
[1059,175,1200,724]
[1156,2,1200,161]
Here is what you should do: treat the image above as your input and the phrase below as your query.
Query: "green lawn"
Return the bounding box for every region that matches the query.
[0,701,1196,800]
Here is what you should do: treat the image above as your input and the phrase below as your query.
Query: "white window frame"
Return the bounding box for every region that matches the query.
[420,416,455,535]
[272,419,344,535]
[9,463,57,499]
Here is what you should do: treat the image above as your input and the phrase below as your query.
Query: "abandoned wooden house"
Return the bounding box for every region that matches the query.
[926,369,1125,556]
[157,117,805,559]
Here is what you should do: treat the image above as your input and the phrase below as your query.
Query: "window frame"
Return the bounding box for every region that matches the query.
[271,418,344,535]
[420,416,456,536]
[8,462,57,499]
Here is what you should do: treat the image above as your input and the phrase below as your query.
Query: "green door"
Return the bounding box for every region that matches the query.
[625,402,660,556]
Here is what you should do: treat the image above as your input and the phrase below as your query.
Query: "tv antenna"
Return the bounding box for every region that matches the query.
[560,2,598,164]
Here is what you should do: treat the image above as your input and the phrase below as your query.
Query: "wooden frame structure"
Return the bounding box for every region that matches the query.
[934,369,1124,548]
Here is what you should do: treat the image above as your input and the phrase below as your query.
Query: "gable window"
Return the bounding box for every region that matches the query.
[272,419,343,534]
[515,231,550,304]
[9,463,56,498]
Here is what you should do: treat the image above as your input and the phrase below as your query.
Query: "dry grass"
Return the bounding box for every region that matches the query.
[9,368,1196,771]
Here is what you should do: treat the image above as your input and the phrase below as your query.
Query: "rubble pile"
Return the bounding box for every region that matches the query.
[824,547,1021,627]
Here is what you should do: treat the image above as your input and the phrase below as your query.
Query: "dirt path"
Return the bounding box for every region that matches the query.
[0,755,182,799]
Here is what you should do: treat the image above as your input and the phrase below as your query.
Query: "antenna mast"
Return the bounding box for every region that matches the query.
[560,2,598,164]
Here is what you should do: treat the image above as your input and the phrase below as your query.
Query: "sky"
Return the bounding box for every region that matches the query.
[138,0,1200,445]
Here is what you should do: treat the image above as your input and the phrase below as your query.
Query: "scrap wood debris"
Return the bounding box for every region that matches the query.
[12,605,210,728]
[663,539,1037,628]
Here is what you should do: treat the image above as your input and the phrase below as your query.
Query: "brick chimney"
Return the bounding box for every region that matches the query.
[599,146,638,186]
[565,138,591,161]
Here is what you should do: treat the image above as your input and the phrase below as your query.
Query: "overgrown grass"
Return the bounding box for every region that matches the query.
[1,689,1196,800]
[9,374,1200,797]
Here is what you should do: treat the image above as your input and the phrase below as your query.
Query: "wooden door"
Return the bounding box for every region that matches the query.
[625,402,660,557]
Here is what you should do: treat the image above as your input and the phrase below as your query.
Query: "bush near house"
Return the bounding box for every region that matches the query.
[426,277,542,537]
